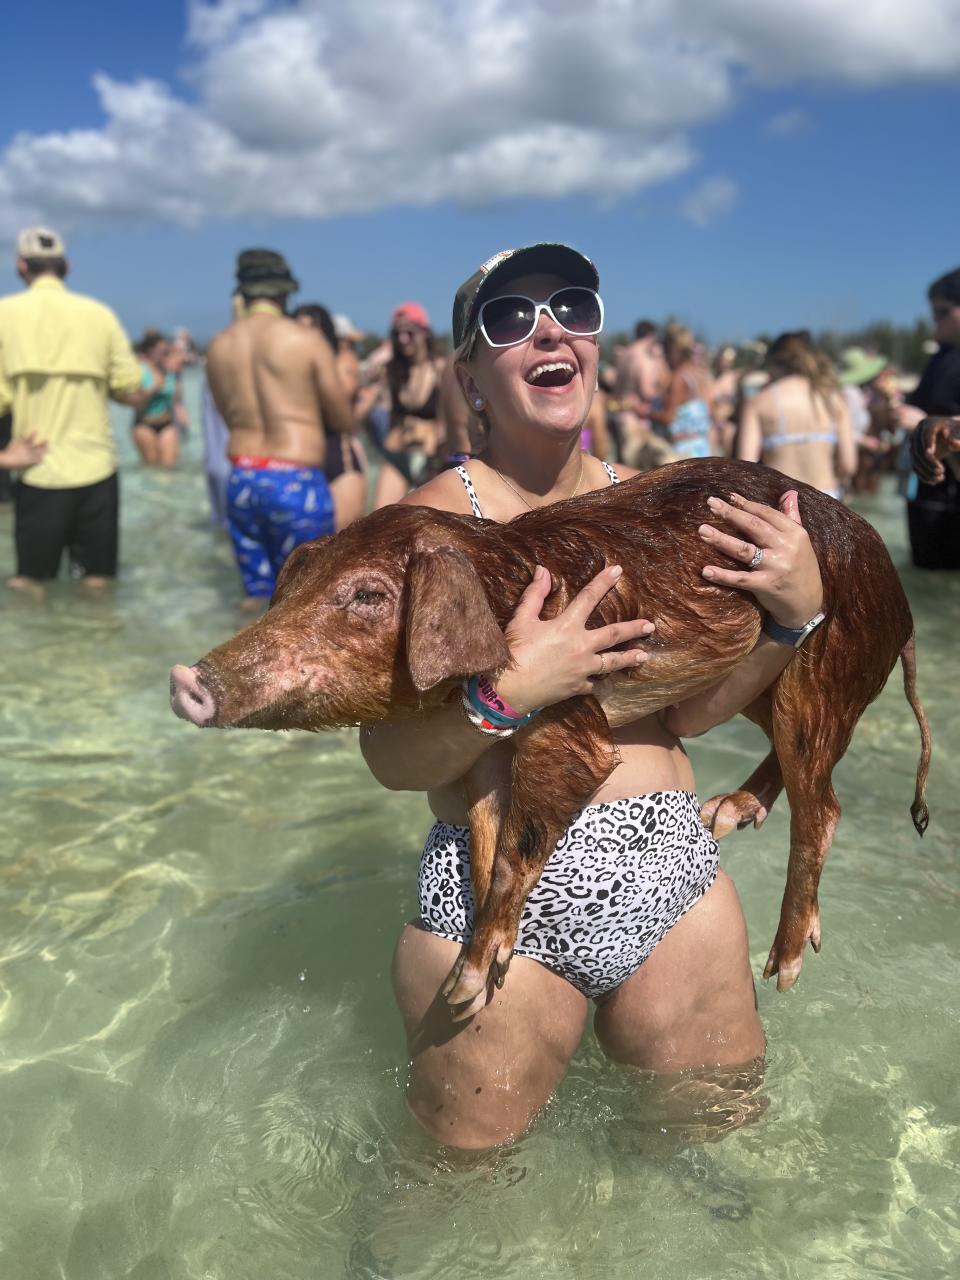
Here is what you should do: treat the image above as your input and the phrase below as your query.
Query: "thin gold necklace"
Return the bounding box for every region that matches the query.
[492,451,585,511]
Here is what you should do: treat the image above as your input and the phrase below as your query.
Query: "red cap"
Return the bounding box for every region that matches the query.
[392,301,430,330]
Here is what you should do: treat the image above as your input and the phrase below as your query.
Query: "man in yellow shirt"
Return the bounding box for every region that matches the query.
[0,227,145,598]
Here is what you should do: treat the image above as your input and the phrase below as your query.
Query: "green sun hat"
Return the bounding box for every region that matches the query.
[839,347,888,386]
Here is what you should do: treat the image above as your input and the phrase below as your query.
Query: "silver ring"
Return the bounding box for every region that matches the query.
[748,546,763,570]
[596,653,607,678]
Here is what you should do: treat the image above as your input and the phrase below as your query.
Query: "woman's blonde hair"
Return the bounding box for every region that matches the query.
[453,334,490,451]
[764,330,841,409]
[663,323,696,367]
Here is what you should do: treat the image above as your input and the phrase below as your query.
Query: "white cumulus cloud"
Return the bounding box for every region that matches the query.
[681,177,739,226]
[1,0,958,239]
[766,108,814,136]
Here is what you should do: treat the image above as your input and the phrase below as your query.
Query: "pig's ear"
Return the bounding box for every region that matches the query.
[405,547,510,693]
[271,541,316,604]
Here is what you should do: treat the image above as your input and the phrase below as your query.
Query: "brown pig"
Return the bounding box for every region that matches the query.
[171,458,931,1018]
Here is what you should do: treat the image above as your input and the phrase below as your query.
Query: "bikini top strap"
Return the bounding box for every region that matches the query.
[454,464,484,518]
[458,460,615,513]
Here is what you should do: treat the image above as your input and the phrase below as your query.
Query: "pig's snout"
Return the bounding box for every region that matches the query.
[170,664,217,727]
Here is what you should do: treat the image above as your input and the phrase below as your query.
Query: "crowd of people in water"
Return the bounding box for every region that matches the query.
[1,232,957,604]
[2,227,958,1151]
[103,275,957,594]
[1,232,957,606]
[120,314,932,506]
[190,255,957,597]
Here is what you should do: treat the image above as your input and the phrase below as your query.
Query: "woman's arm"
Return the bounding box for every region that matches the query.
[586,391,611,459]
[662,489,823,738]
[312,334,356,434]
[661,636,794,738]
[173,374,189,429]
[735,396,763,462]
[354,378,386,423]
[833,396,858,480]
[336,349,361,403]
[651,369,683,427]
[360,564,655,791]
[437,359,473,457]
[360,701,499,791]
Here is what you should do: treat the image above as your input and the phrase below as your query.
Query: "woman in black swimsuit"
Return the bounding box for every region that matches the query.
[365,303,446,509]
[132,331,182,468]
[293,303,368,531]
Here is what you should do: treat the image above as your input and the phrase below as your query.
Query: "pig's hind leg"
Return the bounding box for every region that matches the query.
[763,673,849,991]
[443,698,617,1020]
[461,741,513,909]
[701,751,783,838]
[701,693,784,838]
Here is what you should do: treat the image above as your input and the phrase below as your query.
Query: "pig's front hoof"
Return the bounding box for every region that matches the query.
[763,906,822,991]
[441,938,514,1021]
[701,790,768,839]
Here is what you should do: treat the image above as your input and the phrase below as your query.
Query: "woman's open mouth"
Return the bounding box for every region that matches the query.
[525,360,577,392]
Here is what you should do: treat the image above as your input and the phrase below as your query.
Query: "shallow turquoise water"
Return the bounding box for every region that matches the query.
[0,372,957,1279]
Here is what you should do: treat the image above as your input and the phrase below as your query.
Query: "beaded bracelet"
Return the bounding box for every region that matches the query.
[459,688,518,737]
[461,675,541,737]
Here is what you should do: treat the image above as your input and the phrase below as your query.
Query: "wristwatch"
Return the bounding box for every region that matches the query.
[762,610,826,648]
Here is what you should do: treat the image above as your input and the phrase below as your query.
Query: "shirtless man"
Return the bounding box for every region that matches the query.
[206,250,356,608]
[613,320,668,468]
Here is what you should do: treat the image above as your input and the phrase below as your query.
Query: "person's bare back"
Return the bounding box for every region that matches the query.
[206,248,361,605]
[614,327,668,467]
[616,333,665,408]
[740,373,857,498]
[206,309,354,467]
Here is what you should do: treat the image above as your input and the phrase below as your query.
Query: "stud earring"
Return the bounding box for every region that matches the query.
[473,397,484,409]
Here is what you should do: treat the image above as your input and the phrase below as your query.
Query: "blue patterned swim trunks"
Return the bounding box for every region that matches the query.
[226,456,335,598]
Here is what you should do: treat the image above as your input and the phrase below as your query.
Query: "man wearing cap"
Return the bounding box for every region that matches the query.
[0,228,146,599]
[206,249,357,609]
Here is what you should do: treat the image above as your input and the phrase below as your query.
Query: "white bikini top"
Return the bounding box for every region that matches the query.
[763,384,838,450]
[454,459,619,519]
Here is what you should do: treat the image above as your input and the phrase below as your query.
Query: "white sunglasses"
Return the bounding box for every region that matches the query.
[477,286,604,349]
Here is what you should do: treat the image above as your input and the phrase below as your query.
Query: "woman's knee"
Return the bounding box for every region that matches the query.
[159,429,179,467]
[404,1067,544,1150]
[393,927,586,1149]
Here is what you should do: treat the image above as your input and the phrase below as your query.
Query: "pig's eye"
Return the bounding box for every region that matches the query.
[352,588,387,606]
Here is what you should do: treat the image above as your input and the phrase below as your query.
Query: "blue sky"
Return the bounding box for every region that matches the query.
[1,1,958,344]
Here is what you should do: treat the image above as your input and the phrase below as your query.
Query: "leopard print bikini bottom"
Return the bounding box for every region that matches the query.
[418,791,719,1000]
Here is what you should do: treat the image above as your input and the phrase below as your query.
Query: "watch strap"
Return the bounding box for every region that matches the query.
[762,610,826,648]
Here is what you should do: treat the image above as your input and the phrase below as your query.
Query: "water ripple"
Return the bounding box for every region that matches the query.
[0,393,956,1277]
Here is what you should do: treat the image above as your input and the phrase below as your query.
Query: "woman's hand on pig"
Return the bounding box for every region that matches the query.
[697,489,823,629]
[495,565,654,715]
